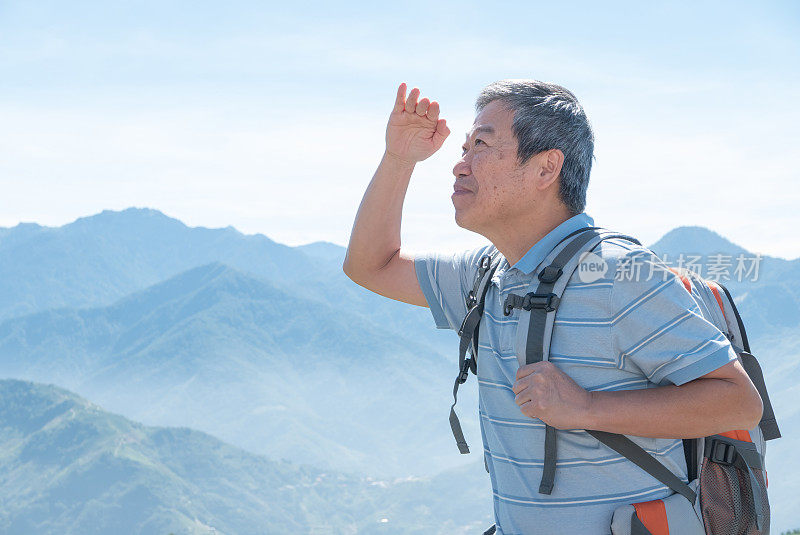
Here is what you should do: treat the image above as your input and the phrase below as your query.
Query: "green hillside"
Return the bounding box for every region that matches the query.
[0,379,494,534]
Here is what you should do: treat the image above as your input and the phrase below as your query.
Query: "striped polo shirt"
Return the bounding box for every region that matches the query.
[413,212,737,534]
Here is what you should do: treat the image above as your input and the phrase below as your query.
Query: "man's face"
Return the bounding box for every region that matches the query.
[452,100,540,235]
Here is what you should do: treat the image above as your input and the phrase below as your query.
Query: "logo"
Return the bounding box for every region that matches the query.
[576,252,608,283]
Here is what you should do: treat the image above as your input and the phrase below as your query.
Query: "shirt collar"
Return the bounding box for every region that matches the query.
[503,212,596,275]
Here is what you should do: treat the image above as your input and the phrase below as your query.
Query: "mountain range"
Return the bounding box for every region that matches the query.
[0,208,797,533]
[0,259,470,477]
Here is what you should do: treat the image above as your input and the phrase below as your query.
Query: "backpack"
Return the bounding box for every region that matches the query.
[451,226,780,535]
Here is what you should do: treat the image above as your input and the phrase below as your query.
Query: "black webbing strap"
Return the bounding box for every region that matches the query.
[716,281,780,441]
[683,438,698,482]
[716,281,752,353]
[466,254,493,373]
[525,228,598,494]
[525,228,642,494]
[738,350,781,440]
[588,430,697,503]
[449,254,500,454]
[525,229,601,362]
[539,425,557,495]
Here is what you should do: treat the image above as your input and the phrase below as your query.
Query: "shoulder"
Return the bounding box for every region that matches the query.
[593,239,698,314]
[460,243,500,284]
[583,238,674,283]
[566,237,661,284]
[414,242,493,269]
[414,242,496,290]
[591,237,657,268]
[441,243,496,275]
[466,242,499,267]
[572,236,691,305]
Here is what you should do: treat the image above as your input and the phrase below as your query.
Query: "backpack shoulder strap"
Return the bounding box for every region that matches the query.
[655,270,780,441]
[586,430,697,503]
[449,253,501,455]
[522,231,756,507]
[506,227,644,494]
[464,249,503,371]
[507,227,774,515]
[738,350,781,440]
[714,282,781,440]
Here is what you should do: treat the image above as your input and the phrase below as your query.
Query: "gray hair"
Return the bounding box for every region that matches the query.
[475,79,594,215]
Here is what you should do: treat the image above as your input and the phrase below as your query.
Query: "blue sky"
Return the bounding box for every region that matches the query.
[1,1,798,258]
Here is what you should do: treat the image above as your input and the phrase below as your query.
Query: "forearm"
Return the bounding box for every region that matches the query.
[584,377,762,438]
[343,151,416,278]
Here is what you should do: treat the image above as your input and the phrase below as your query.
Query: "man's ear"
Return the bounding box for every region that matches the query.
[535,149,565,191]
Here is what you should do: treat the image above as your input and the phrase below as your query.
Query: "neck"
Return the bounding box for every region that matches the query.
[484,204,575,268]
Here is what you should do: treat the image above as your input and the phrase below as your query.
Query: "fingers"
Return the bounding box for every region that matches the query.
[516,387,542,413]
[416,97,430,116]
[516,363,537,381]
[393,82,407,113]
[515,361,553,381]
[396,85,440,121]
[427,101,440,122]
[405,87,420,113]
[518,400,537,419]
[513,373,539,397]
[431,118,450,151]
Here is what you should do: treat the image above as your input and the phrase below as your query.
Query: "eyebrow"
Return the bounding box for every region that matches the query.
[464,125,495,140]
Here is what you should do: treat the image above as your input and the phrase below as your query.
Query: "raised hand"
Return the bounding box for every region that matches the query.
[385,83,451,165]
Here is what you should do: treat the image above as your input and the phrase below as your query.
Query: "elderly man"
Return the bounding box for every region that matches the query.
[342,80,762,534]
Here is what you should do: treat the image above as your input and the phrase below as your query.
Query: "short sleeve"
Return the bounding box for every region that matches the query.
[413,244,493,331]
[609,248,737,386]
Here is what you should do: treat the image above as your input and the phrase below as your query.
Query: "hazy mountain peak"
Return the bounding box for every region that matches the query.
[107,261,280,314]
[0,207,323,321]
[67,206,188,233]
[648,225,750,257]
[0,379,90,435]
[296,240,347,264]
[0,222,45,247]
[9,221,44,230]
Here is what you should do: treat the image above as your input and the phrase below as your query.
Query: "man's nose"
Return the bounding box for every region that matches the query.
[453,157,471,178]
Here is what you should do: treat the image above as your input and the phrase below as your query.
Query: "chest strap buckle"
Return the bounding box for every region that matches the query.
[523,292,560,312]
[504,292,561,315]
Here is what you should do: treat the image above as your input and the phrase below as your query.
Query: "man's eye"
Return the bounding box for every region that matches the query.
[462,139,484,153]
